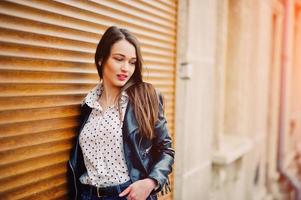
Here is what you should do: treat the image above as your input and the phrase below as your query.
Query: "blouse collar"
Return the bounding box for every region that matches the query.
[84,82,128,110]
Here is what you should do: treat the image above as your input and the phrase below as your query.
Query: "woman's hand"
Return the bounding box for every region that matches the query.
[119,178,157,200]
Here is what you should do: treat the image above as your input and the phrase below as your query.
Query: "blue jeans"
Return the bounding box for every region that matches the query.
[79,183,157,200]
[80,190,157,200]
[80,189,126,200]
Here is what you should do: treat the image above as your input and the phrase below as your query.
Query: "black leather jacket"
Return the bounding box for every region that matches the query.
[67,92,175,200]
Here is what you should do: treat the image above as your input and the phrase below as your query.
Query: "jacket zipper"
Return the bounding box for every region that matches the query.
[68,161,78,200]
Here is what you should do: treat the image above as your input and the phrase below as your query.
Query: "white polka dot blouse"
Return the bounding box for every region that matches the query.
[79,83,131,187]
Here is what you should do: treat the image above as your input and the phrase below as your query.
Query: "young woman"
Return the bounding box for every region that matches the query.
[68,26,175,200]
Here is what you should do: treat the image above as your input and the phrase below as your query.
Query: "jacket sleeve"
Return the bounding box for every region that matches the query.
[148,91,175,193]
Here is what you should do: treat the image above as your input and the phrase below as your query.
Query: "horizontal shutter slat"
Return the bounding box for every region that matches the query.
[0,151,70,179]
[0,117,78,138]
[0,140,72,166]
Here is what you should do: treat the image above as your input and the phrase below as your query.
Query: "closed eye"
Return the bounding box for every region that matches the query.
[130,59,137,65]
[114,57,123,61]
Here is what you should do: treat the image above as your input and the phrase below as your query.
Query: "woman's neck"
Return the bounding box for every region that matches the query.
[101,81,120,105]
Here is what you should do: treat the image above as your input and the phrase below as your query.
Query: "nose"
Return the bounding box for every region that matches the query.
[121,62,129,72]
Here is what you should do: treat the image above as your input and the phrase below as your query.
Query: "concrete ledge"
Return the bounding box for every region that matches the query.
[212,135,253,165]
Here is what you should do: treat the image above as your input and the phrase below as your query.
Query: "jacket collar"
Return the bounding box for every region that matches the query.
[122,101,139,135]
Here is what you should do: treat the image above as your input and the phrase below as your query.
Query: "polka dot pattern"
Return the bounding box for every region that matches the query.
[79,83,130,187]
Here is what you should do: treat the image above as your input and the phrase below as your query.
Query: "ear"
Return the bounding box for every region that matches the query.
[98,60,102,66]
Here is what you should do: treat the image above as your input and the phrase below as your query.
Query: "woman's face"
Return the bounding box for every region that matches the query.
[102,39,136,89]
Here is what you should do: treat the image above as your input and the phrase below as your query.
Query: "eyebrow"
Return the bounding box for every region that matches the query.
[112,53,136,59]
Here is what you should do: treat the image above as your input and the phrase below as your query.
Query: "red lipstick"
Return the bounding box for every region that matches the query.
[117,74,128,81]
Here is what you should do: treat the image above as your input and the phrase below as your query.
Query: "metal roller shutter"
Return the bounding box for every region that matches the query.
[0,0,177,199]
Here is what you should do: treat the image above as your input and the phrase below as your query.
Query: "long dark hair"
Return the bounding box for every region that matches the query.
[95,26,160,139]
